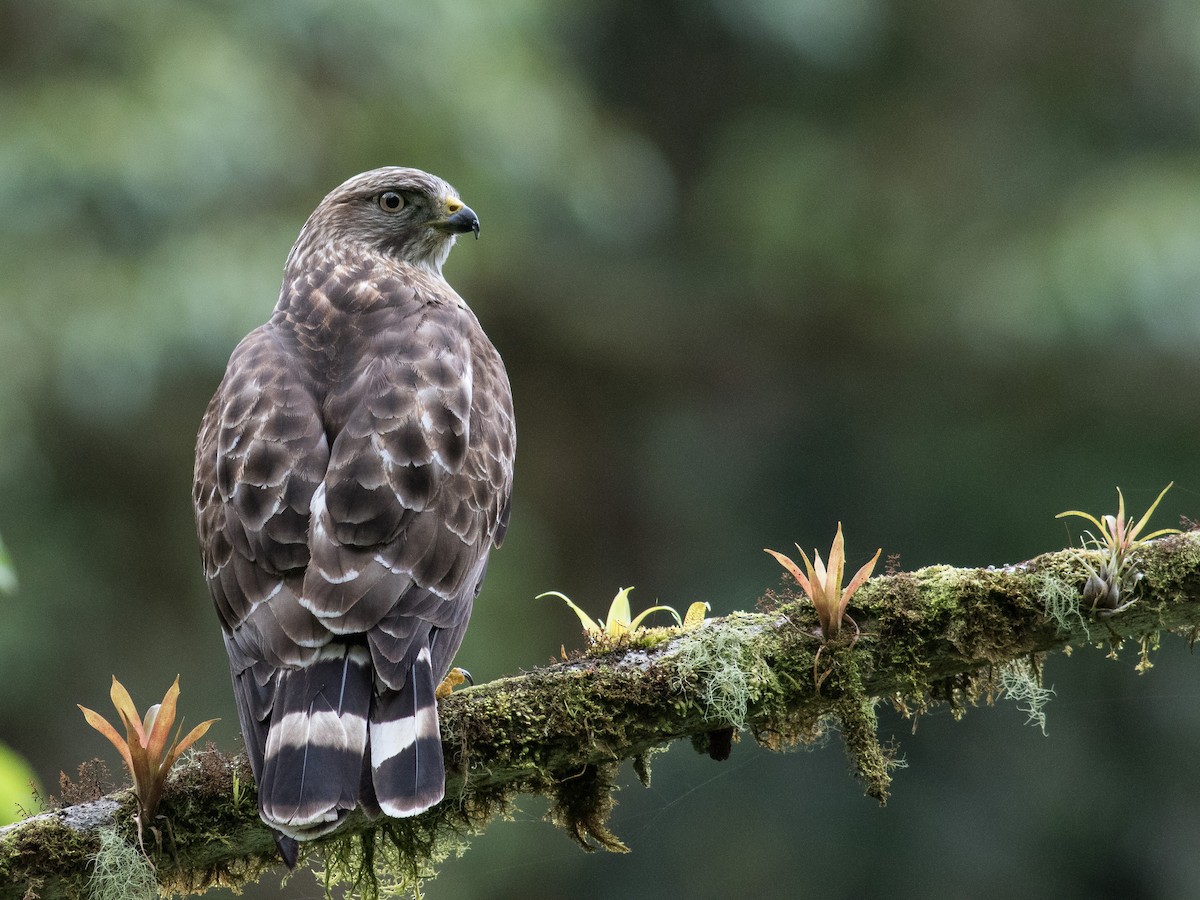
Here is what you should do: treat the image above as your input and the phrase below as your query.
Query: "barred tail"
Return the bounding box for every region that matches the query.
[370,644,445,817]
[258,643,372,840]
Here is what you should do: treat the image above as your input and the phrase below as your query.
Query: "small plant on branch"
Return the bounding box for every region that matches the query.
[541,586,707,645]
[765,522,881,641]
[1056,482,1179,615]
[78,676,217,837]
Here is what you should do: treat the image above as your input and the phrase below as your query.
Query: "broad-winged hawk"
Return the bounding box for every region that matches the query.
[193,168,515,855]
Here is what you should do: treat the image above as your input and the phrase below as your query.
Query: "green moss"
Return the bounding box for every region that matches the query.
[836,695,893,804]
[1142,533,1200,603]
[941,571,1024,662]
[867,572,934,696]
[151,746,281,893]
[310,781,519,900]
[911,565,962,615]
[621,626,682,651]
[547,763,628,853]
[812,645,897,804]
[0,814,99,897]
[631,745,667,786]
[314,819,468,900]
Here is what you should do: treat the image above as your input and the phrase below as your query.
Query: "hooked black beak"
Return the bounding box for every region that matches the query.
[445,205,480,239]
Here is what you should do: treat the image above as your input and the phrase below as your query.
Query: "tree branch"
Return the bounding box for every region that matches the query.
[4,533,1199,898]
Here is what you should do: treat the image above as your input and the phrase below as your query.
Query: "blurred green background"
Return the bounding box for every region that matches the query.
[2,0,1198,896]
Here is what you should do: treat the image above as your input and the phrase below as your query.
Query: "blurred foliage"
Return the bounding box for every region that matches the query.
[0,532,15,594]
[1,0,1198,897]
[0,741,39,826]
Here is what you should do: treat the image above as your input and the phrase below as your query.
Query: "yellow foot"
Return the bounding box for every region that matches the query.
[435,667,473,700]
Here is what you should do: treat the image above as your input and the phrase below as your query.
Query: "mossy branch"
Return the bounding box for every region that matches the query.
[4,533,1199,898]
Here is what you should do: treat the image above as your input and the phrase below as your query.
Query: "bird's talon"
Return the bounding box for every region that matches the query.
[436,667,472,700]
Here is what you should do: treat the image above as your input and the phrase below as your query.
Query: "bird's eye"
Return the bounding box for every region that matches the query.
[378,191,405,213]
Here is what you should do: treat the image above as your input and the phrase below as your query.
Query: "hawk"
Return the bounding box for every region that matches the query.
[192,168,515,858]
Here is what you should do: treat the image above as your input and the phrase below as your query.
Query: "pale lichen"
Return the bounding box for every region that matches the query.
[999,657,1054,735]
[1040,571,1090,640]
[88,828,156,900]
[664,617,773,729]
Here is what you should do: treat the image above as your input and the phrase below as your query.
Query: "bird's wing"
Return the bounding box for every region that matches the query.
[194,325,332,670]
[194,324,336,787]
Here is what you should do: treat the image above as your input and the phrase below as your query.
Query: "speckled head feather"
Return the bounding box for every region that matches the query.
[287,166,480,277]
[193,167,513,856]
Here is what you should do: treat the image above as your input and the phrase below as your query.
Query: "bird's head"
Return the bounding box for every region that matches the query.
[292,167,480,276]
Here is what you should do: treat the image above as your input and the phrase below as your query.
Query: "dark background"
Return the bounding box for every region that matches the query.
[1,1,1198,897]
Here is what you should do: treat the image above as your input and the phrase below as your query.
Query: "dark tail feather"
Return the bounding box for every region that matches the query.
[274,833,299,869]
[370,644,445,817]
[259,643,372,840]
